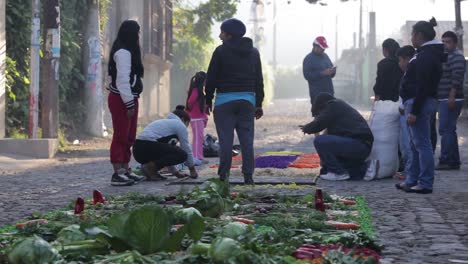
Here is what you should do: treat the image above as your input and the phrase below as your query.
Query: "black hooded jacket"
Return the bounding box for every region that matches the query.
[400,41,446,115]
[304,93,374,147]
[205,37,264,107]
[373,57,402,102]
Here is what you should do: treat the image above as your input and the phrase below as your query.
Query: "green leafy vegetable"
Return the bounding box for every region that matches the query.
[8,235,62,264]
[222,222,251,240]
[209,237,242,263]
[56,225,86,244]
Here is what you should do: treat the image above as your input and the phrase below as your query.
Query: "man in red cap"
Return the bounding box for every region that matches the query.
[303,36,336,114]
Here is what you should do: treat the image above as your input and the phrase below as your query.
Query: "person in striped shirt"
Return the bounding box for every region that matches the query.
[436,31,466,170]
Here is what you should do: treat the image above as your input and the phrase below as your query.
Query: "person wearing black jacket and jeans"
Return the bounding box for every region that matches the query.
[396,18,445,194]
[300,93,374,181]
[373,38,402,102]
[205,18,264,184]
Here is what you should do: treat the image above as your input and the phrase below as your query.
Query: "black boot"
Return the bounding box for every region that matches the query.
[244,174,254,185]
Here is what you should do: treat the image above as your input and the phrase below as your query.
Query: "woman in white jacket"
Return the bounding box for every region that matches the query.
[107,20,145,186]
[133,106,199,180]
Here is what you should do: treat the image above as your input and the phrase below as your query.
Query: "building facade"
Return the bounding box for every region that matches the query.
[105,0,173,124]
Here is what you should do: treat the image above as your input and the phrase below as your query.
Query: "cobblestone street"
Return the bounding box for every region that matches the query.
[1,99,468,263]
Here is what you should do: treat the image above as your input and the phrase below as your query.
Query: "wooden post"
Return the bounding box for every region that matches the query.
[41,0,60,138]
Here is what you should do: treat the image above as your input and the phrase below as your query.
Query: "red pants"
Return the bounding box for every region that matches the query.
[108,93,139,163]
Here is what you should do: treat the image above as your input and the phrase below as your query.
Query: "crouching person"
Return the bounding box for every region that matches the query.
[300,93,374,181]
[133,106,199,180]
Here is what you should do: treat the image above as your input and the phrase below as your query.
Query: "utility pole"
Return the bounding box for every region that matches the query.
[29,0,41,139]
[454,0,464,51]
[41,0,60,138]
[272,0,277,71]
[358,0,363,49]
[335,14,338,61]
[83,0,104,137]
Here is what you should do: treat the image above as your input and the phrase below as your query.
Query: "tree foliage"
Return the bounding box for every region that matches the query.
[4,0,110,136]
[171,0,238,107]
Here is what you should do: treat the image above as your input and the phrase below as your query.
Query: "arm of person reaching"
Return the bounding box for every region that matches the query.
[114,49,135,110]
[300,104,335,134]
[176,122,198,178]
[205,48,222,112]
[255,50,264,119]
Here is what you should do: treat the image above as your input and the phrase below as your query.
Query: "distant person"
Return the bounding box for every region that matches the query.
[373,38,402,102]
[133,106,199,180]
[436,31,466,170]
[303,36,336,113]
[186,71,209,165]
[107,20,145,186]
[396,17,445,194]
[205,18,264,184]
[396,45,416,180]
[300,93,373,181]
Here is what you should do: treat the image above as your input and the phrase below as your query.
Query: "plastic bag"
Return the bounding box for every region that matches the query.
[364,101,400,180]
[203,134,220,157]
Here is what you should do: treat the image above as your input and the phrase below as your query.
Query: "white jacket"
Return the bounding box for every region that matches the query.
[137,113,194,167]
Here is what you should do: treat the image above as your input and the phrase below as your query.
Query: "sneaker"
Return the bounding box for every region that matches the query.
[111,172,135,186]
[320,172,350,181]
[126,170,146,183]
[406,185,433,194]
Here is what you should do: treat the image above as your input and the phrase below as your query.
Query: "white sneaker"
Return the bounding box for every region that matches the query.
[320,172,350,181]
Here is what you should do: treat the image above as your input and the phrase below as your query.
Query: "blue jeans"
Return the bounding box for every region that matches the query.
[399,113,413,176]
[314,135,371,178]
[438,100,463,166]
[404,98,438,189]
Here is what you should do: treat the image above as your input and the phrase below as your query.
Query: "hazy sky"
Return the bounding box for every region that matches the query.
[209,0,468,67]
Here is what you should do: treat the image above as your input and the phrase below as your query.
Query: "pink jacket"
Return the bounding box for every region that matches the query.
[186,89,208,120]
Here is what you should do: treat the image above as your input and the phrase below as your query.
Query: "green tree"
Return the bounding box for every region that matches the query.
[170,0,238,108]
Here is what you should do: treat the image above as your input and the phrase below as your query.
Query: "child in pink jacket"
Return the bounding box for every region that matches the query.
[186,72,208,163]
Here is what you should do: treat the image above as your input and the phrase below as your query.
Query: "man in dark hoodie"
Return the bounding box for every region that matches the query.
[396,18,445,194]
[300,93,373,181]
[205,18,264,185]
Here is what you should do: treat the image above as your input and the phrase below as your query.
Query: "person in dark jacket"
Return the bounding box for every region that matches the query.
[300,93,374,181]
[396,17,445,194]
[436,31,466,170]
[303,36,336,113]
[205,18,264,184]
[373,38,402,102]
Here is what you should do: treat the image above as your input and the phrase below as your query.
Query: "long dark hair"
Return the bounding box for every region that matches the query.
[108,20,144,78]
[412,17,437,42]
[186,71,207,113]
[382,38,400,59]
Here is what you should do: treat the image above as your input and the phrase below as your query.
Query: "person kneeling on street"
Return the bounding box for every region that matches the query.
[132,106,199,180]
[300,93,374,181]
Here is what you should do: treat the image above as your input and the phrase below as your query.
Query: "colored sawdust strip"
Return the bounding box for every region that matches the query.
[356,196,376,237]
[263,151,303,155]
[255,155,299,169]
[288,153,321,169]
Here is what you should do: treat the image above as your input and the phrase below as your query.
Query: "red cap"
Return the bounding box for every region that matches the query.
[314,36,329,49]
